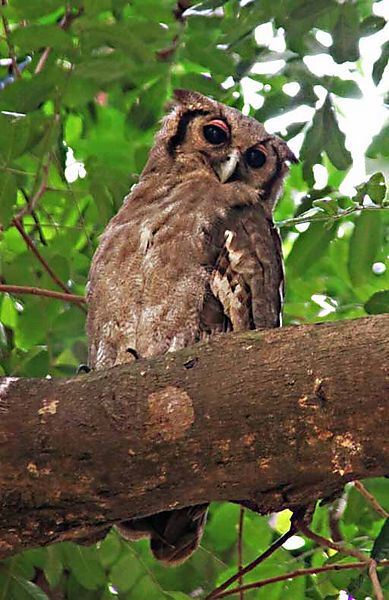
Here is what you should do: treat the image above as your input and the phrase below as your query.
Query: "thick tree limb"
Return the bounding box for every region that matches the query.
[0,315,387,558]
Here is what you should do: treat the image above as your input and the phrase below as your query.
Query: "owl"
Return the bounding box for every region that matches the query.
[87,89,297,564]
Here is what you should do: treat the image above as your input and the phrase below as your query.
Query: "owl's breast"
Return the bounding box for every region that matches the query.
[87,177,268,368]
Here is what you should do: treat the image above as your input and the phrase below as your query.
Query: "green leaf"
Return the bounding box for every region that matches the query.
[0,171,17,226]
[312,197,338,215]
[7,0,62,18]
[0,571,49,600]
[325,77,362,99]
[300,107,325,185]
[373,41,389,86]
[372,519,389,560]
[15,576,50,599]
[0,71,61,112]
[0,295,18,328]
[366,124,389,159]
[74,55,135,84]
[360,15,386,36]
[290,0,329,20]
[282,574,306,598]
[165,593,192,600]
[286,222,338,276]
[274,509,293,534]
[362,172,387,205]
[44,546,63,589]
[97,531,121,568]
[61,544,105,591]
[109,552,143,592]
[12,25,72,52]
[348,211,383,288]
[202,503,240,552]
[326,555,360,590]
[14,302,50,350]
[0,114,30,160]
[322,96,352,171]
[331,4,360,63]
[363,479,389,513]
[365,290,389,315]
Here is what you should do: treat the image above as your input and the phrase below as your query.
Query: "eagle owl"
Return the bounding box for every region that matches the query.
[87,89,297,564]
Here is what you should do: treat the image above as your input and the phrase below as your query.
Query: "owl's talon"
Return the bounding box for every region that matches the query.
[77,364,91,375]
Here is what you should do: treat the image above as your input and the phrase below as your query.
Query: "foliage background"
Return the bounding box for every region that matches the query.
[0,0,388,598]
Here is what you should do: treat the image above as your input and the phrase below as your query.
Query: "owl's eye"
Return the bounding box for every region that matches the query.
[245,146,267,169]
[203,120,229,145]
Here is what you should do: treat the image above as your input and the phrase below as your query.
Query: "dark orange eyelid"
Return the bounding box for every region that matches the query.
[207,119,229,134]
[254,143,268,154]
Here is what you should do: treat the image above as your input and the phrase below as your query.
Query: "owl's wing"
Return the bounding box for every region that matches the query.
[209,204,284,331]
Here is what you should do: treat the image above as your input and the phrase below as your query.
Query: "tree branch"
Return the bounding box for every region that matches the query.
[11,217,87,313]
[212,561,389,599]
[206,525,297,600]
[354,481,389,519]
[0,284,86,304]
[0,315,387,559]
[15,162,50,220]
[34,8,83,74]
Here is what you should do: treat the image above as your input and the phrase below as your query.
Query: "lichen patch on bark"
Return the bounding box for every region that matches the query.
[257,457,271,470]
[38,399,59,418]
[332,433,362,476]
[242,432,256,447]
[146,386,194,442]
[26,462,51,477]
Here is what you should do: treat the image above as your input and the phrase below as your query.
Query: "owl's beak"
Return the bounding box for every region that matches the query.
[214,149,240,183]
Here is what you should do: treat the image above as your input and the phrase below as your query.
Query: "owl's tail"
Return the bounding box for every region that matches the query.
[116,504,208,565]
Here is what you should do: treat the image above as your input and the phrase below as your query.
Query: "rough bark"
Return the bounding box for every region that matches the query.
[0,315,387,559]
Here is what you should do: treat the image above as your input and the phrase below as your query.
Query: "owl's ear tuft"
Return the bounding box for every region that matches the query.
[277,139,299,165]
[287,148,299,164]
[173,89,217,111]
[174,89,205,105]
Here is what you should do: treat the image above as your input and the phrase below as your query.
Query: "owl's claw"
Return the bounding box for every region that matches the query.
[77,364,91,375]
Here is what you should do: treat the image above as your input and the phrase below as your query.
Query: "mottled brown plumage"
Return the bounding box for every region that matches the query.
[87,89,297,564]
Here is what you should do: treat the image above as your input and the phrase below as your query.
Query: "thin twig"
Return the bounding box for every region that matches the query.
[1,0,20,80]
[211,560,389,599]
[328,507,343,542]
[34,48,51,75]
[328,491,347,542]
[237,508,244,600]
[297,521,369,563]
[205,524,297,600]
[15,162,50,220]
[354,481,389,519]
[30,211,47,245]
[12,218,69,294]
[11,218,87,313]
[369,560,385,600]
[297,521,385,600]
[0,284,86,304]
[276,204,387,229]
[20,189,47,245]
[34,8,83,74]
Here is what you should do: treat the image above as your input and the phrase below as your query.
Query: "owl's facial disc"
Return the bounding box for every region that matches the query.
[213,149,240,183]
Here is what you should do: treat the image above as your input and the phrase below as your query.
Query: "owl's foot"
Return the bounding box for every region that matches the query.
[77,364,91,375]
[117,505,208,565]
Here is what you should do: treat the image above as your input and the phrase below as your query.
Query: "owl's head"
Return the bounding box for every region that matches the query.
[143,89,298,210]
